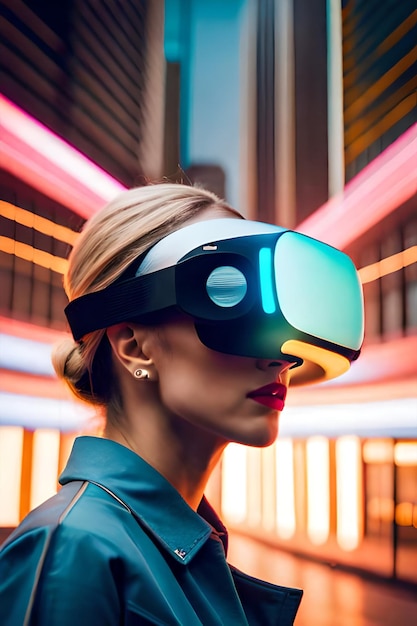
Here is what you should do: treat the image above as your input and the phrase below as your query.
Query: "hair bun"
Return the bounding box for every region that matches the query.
[52,337,87,388]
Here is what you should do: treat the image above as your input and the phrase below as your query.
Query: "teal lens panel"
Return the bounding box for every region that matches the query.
[275,232,364,350]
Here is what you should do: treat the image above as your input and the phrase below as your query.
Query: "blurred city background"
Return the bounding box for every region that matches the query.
[0,0,416,623]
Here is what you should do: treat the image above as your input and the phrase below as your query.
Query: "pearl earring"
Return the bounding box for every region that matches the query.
[134,369,149,380]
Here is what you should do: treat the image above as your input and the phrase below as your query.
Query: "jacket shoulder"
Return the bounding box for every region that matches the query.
[0,481,88,626]
[1,480,86,551]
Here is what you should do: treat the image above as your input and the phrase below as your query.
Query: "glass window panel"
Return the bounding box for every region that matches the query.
[336,436,363,551]
[306,437,330,545]
[221,444,248,525]
[30,429,60,511]
[0,426,24,526]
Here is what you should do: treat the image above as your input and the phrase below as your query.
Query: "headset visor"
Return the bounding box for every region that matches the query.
[65,219,364,385]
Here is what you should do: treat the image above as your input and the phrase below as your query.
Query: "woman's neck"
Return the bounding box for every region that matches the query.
[103,415,227,511]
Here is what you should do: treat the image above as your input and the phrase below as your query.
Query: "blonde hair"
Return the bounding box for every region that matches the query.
[52,183,240,411]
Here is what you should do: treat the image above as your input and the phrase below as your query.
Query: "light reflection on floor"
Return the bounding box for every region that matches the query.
[228,533,417,626]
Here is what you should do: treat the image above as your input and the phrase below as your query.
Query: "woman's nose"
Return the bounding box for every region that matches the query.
[255,359,294,375]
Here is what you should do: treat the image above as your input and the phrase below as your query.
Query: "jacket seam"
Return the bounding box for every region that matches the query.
[88,480,132,513]
[23,480,89,626]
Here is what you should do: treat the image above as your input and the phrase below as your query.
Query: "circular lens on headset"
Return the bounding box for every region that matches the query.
[206,266,247,308]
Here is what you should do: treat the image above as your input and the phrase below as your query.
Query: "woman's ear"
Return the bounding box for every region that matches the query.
[106,324,157,380]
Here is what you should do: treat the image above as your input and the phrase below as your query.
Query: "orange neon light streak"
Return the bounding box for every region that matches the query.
[0,200,78,246]
[377,10,417,56]
[345,95,417,165]
[344,47,417,125]
[358,244,417,283]
[0,236,68,274]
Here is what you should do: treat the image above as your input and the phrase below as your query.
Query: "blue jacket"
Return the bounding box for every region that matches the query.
[0,436,302,625]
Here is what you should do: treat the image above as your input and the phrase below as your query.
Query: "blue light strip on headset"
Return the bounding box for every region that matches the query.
[259,247,276,314]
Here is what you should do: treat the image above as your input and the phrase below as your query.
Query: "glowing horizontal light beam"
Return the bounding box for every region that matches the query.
[0,333,55,376]
[280,397,417,438]
[358,244,417,283]
[0,95,126,219]
[0,391,92,431]
[0,235,68,274]
[0,200,78,246]
[297,122,417,249]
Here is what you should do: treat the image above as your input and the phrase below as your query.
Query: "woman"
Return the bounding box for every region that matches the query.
[0,182,333,625]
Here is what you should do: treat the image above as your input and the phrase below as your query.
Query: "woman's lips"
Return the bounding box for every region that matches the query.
[247,383,287,411]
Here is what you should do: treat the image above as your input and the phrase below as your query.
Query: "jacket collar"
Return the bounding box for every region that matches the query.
[60,436,222,565]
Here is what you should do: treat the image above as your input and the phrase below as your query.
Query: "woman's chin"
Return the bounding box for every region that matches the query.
[236,413,280,448]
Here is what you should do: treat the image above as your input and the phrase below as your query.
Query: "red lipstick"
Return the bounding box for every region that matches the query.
[247,383,287,411]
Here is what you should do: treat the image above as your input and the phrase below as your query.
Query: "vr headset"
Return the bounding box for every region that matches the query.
[65,218,364,386]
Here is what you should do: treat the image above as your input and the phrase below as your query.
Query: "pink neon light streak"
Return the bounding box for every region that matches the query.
[298,123,417,249]
[0,370,70,400]
[0,95,126,219]
[2,95,416,244]
[0,315,68,344]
